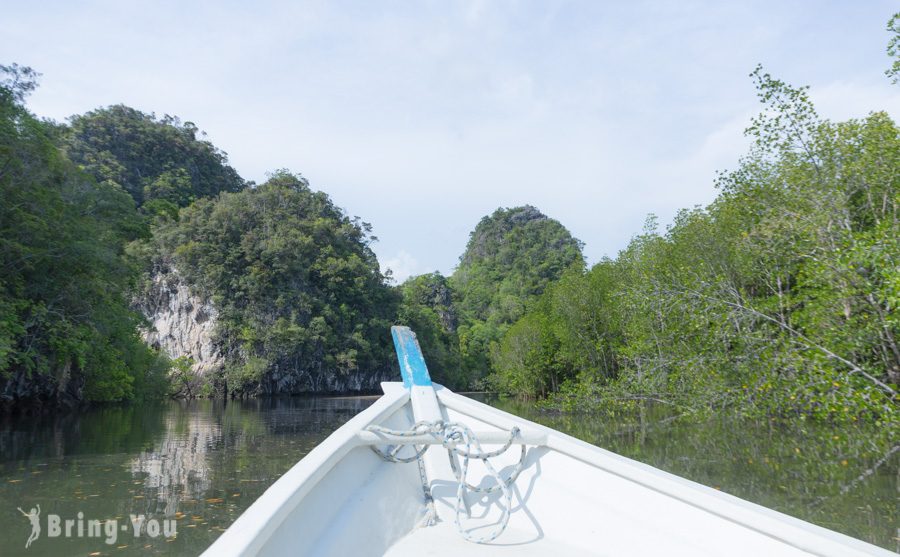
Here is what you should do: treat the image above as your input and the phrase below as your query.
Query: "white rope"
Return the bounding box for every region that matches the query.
[366,420,527,543]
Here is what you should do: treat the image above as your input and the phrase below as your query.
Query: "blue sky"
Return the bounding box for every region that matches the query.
[4,1,899,281]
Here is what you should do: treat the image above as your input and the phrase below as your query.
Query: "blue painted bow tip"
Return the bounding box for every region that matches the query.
[391,326,432,388]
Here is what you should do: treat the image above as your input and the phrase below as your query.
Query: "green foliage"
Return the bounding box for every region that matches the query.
[224,355,268,393]
[886,12,900,84]
[0,64,166,403]
[0,63,39,103]
[146,171,398,394]
[491,68,899,428]
[62,105,245,209]
[451,205,584,384]
[453,205,584,325]
[396,272,464,388]
[168,356,199,397]
[489,309,567,397]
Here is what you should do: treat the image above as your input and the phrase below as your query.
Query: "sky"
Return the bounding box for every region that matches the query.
[3,1,899,282]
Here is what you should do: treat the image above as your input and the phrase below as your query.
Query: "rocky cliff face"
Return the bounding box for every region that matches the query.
[139,267,224,377]
[138,267,394,395]
[255,365,393,396]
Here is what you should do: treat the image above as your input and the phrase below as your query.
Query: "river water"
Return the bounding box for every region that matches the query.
[0,396,895,556]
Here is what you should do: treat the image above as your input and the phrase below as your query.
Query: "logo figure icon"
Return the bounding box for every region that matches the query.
[17,504,40,549]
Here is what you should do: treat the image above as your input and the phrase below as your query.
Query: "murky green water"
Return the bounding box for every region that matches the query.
[0,398,377,557]
[0,396,896,556]
[482,396,898,552]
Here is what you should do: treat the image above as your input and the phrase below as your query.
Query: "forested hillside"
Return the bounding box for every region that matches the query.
[63,105,246,214]
[396,272,463,386]
[0,65,169,406]
[0,64,399,405]
[396,206,584,388]
[143,171,398,395]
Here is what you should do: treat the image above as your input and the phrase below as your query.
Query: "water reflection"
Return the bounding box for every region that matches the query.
[477,395,899,552]
[130,408,221,516]
[0,405,166,461]
[0,396,376,557]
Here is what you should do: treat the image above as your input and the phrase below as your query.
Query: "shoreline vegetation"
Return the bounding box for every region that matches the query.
[0,13,897,465]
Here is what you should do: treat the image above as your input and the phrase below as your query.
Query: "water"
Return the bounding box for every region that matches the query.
[0,398,377,556]
[481,396,898,552]
[0,396,895,556]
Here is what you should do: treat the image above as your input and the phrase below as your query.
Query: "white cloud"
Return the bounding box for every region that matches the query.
[380,250,421,284]
[811,80,900,122]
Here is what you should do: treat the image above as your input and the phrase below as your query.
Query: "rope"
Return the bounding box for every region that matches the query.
[366,420,527,543]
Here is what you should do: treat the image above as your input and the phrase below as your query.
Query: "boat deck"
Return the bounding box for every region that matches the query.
[384,520,600,557]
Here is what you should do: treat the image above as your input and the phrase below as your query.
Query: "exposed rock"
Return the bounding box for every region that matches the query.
[139,266,223,377]
[255,365,392,396]
[137,264,398,396]
[429,280,458,333]
[0,360,84,410]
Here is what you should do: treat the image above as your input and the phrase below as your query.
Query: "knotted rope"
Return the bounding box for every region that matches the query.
[366,420,527,544]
